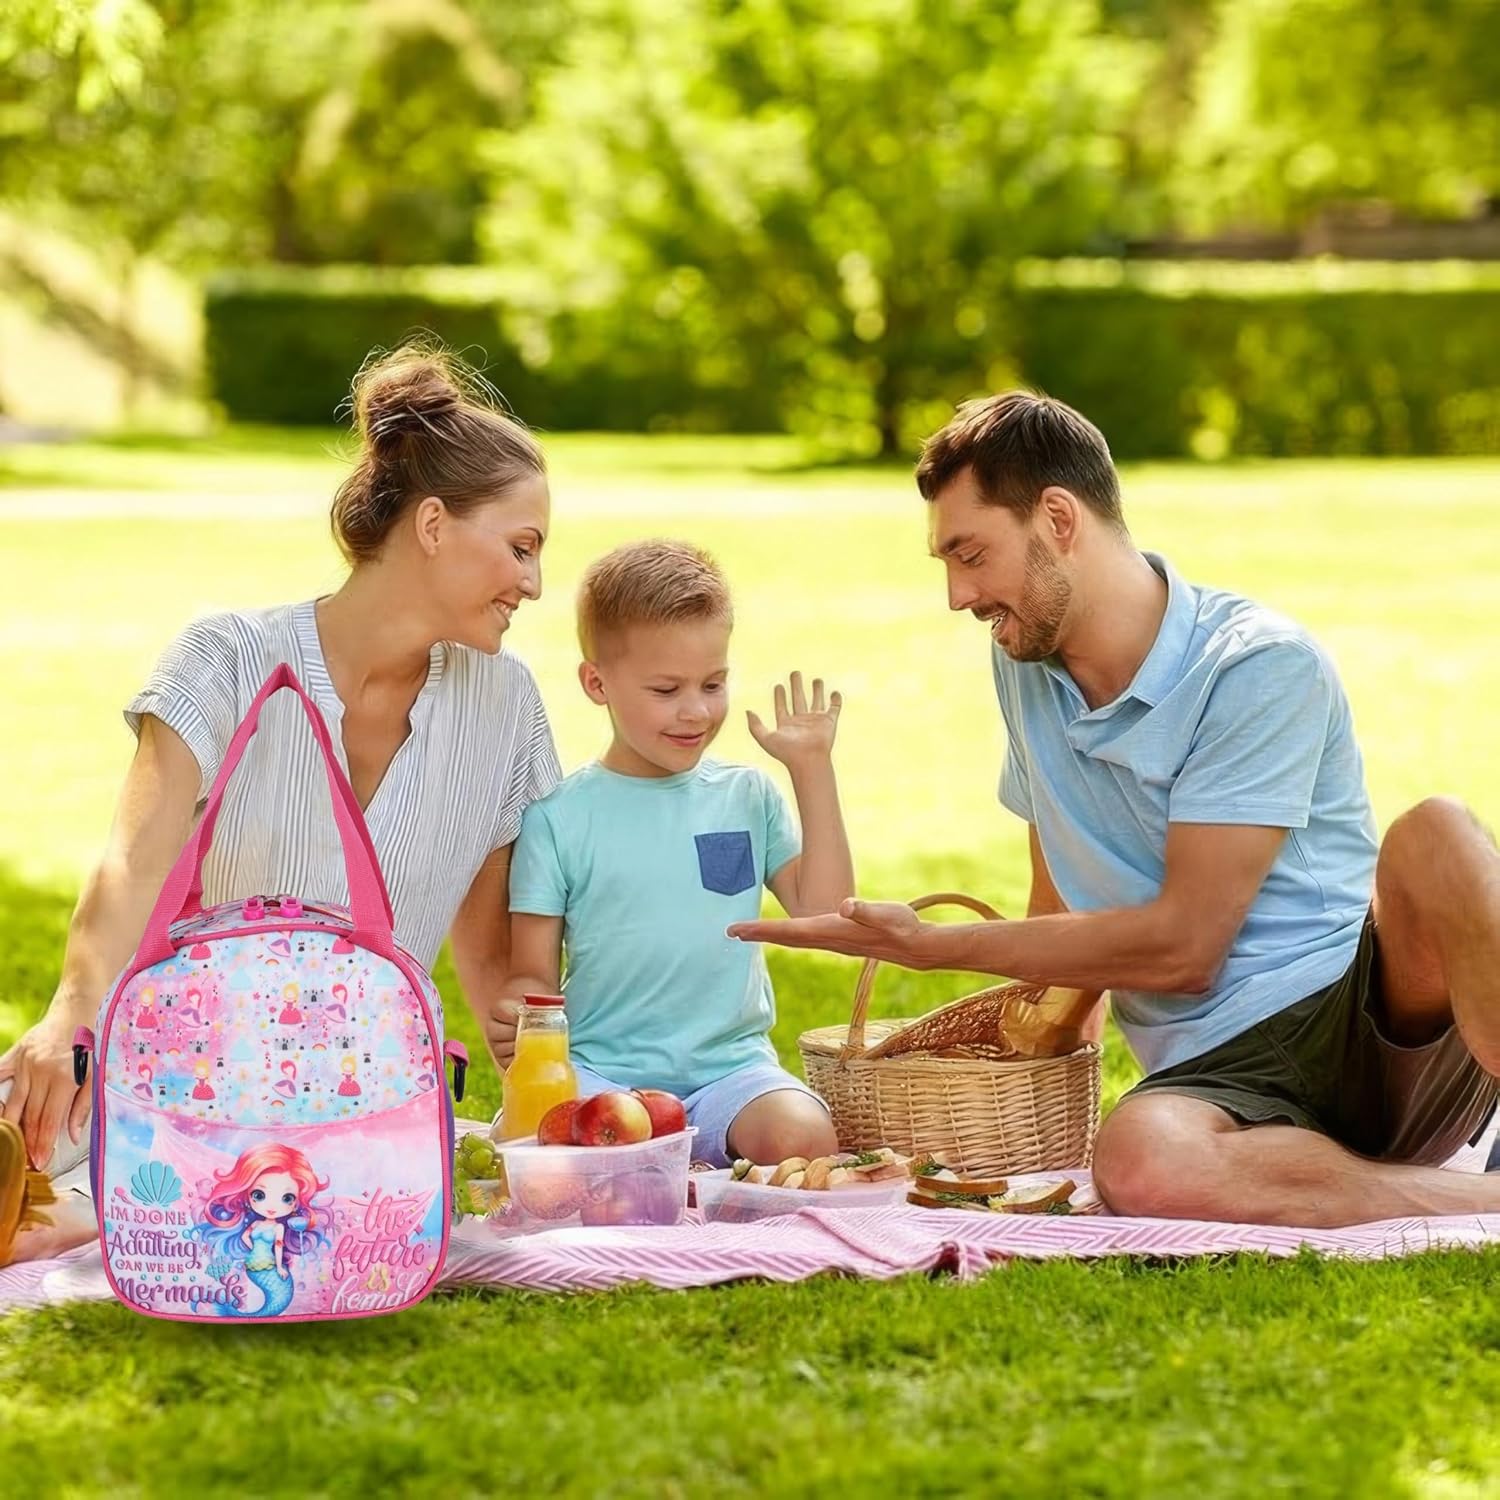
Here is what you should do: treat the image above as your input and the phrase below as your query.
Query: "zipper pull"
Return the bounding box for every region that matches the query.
[444,1040,470,1103]
[73,1026,95,1086]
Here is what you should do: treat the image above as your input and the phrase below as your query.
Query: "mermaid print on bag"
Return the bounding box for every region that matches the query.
[190,1144,329,1318]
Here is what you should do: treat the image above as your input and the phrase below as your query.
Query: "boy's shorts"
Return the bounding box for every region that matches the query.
[572,1059,828,1167]
[1126,911,1497,1164]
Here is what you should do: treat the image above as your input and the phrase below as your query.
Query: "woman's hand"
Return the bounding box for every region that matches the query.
[747,671,842,770]
[0,1011,91,1170]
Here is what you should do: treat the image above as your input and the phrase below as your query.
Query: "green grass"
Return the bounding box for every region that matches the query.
[3,432,1499,1497]
[6,1252,1500,1497]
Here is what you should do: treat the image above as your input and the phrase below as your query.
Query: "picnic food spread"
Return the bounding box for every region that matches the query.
[456,1101,1081,1230]
[728,1147,910,1190]
[693,1150,1081,1223]
[906,1163,1077,1215]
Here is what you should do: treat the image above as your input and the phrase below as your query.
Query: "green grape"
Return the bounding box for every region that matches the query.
[459,1134,496,1171]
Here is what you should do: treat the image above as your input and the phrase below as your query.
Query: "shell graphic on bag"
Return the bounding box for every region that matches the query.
[72,664,468,1323]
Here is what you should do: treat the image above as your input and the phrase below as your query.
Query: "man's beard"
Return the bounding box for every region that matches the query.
[999,537,1071,662]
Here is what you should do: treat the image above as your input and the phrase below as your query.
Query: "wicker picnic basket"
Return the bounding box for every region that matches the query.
[797,893,1101,1176]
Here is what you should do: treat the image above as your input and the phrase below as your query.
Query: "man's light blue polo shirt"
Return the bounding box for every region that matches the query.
[995,552,1378,1075]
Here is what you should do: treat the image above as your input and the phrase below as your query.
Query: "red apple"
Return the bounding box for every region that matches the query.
[538,1098,585,1146]
[571,1090,653,1146]
[631,1088,687,1138]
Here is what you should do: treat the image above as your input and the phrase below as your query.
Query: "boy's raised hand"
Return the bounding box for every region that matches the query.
[747,671,842,768]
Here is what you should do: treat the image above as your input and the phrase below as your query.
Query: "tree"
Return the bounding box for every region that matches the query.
[0,0,565,413]
[2,0,565,270]
[482,0,1154,454]
[282,0,565,263]
[1175,0,1500,231]
[1,2,358,412]
[0,0,164,112]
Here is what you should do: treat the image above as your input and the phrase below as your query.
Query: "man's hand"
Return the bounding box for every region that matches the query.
[485,997,521,1070]
[0,1012,92,1170]
[747,671,842,770]
[729,897,939,968]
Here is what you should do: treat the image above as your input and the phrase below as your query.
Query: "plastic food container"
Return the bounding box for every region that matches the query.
[468,1129,697,1236]
[694,1168,908,1224]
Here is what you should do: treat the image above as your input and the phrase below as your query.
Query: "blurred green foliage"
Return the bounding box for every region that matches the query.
[0,0,163,112]
[1173,0,1500,230]
[478,0,1156,456]
[4,0,1498,449]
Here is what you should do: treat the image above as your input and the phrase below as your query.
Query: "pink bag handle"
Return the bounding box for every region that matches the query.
[135,663,397,967]
[183,677,393,930]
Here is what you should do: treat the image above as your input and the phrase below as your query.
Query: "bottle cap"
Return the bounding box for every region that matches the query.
[521,993,566,1008]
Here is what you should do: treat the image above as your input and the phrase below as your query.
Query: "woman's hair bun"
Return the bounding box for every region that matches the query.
[352,348,465,456]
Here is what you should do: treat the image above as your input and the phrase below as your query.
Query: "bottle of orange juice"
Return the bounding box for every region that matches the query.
[496,994,578,1140]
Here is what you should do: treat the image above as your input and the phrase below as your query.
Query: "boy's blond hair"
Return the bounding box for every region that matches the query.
[577,539,734,659]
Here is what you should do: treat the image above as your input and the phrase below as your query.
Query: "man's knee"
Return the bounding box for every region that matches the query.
[1092,1095,1234,1218]
[1381,798,1492,893]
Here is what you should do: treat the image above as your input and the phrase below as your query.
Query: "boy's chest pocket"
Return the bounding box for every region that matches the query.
[694,830,757,897]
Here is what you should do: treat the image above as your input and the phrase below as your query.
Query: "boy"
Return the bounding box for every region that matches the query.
[501,539,851,1166]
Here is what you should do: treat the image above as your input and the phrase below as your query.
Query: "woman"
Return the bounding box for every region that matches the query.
[0,343,558,1264]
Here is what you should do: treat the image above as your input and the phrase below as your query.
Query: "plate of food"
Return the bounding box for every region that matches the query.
[904,1160,1095,1215]
[693,1148,912,1222]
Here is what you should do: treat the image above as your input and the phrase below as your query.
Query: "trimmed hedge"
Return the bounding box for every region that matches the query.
[202,266,782,432]
[205,261,1500,457]
[1014,259,1500,460]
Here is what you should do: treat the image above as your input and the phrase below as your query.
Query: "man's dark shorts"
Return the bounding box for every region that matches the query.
[1126,912,1498,1164]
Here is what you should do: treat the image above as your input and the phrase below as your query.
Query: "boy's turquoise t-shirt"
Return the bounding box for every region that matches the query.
[508,759,801,1095]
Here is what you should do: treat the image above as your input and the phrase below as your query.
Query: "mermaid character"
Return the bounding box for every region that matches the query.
[191,1144,328,1317]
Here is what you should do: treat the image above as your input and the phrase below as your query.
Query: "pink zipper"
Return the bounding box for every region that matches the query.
[174,900,349,938]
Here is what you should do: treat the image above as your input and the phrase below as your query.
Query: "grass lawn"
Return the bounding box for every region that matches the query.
[2,433,1499,1497]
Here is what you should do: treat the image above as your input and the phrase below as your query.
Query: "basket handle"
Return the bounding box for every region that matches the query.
[841,892,1003,1060]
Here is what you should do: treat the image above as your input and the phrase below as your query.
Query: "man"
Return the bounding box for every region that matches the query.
[730,392,1500,1227]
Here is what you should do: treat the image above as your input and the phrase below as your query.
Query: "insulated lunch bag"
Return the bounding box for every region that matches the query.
[72,663,469,1323]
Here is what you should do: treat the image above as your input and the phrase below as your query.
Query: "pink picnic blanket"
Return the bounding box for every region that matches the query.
[438,1195,1500,1295]
[5,1159,1498,1314]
